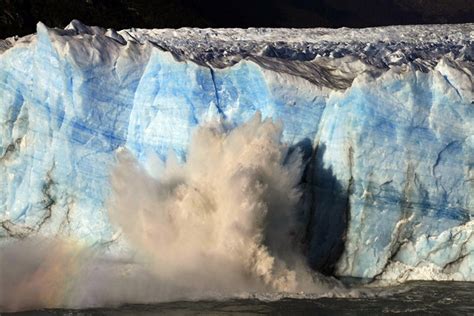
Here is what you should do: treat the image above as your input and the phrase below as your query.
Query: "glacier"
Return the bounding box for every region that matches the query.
[0,20,473,283]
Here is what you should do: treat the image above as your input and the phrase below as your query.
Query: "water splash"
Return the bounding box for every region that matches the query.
[109,112,325,294]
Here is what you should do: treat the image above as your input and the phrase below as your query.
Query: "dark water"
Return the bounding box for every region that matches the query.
[6,282,474,316]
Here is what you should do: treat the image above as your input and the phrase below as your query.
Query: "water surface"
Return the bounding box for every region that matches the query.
[7,281,474,315]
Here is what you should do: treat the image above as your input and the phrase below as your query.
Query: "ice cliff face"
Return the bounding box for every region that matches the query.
[0,21,473,281]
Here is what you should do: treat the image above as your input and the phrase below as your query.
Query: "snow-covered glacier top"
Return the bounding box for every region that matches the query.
[0,21,473,298]
[3,21,473,67]
[2,21,472,92]
[123,23,473,43]
[122,23,474,73]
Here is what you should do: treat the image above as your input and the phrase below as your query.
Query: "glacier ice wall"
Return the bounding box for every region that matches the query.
[0,21,473,281]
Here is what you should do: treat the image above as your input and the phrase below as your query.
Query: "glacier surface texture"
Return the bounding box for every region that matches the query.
[1,21,473,281]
